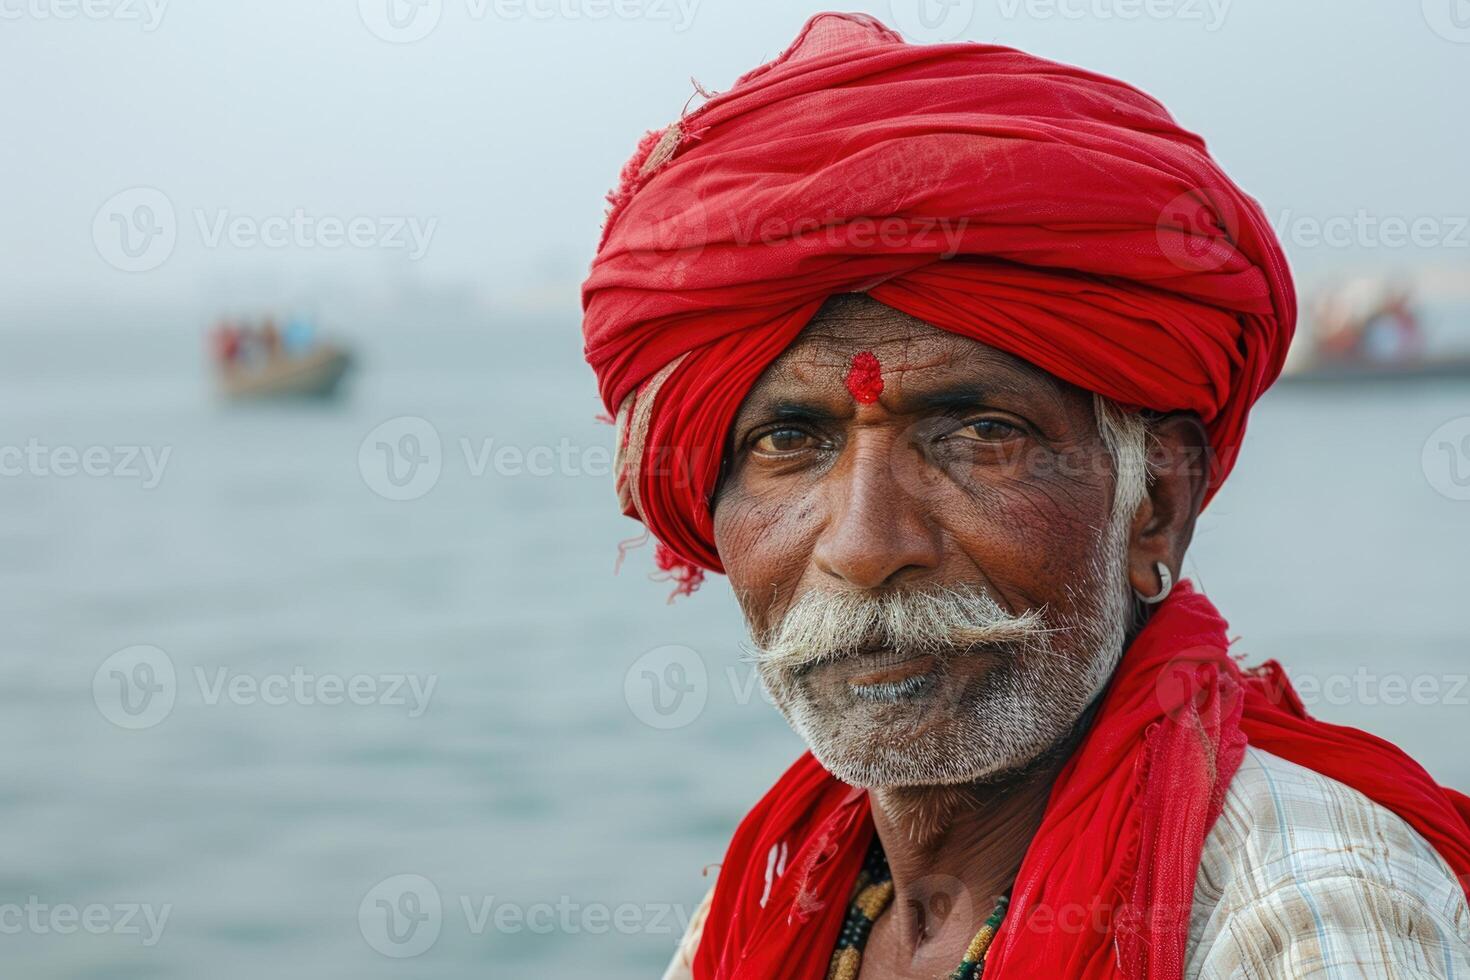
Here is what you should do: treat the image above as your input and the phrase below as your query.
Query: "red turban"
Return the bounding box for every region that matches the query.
[582,12,1295,581]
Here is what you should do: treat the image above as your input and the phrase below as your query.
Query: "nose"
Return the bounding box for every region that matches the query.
[811,433,943,590]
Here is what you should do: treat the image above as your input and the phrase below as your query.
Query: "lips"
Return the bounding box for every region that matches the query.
[804,643,1004,700]
[806,646,943,692]
[844,652,939,689]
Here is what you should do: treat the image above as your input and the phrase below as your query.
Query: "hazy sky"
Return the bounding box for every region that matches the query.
[3,0,1467,316]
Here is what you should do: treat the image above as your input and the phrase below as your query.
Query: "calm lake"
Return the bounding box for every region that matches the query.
[2,309,1467,978]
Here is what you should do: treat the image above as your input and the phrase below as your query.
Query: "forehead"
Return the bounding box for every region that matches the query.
[751,294,1079,408]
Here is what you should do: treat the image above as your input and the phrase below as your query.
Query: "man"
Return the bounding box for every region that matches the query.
[581,13,1470,979]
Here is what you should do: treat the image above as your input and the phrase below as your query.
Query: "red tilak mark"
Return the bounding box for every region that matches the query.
[845,351,884,404]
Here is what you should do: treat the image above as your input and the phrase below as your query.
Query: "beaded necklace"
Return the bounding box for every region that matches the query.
[827,840,1010,980]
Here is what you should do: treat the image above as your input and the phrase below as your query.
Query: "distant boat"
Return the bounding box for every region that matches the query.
[1279,354,1470,385]
[1286,275,1470,384]
[219,344,353,400]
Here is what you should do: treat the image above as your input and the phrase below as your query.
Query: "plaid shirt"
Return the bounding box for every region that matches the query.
[1187,746,1470,978]
[663,747,1470,979]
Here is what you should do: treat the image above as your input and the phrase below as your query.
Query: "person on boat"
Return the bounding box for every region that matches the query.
[259,317,283,360]
[581,14,1470,980]
[210,318,243,368]
[282,315,317,357]
[1361,286,1424,363]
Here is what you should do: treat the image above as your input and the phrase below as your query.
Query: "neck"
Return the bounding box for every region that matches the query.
[867,700,1102,953]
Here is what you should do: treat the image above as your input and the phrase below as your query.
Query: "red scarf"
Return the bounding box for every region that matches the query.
[692,583,1470,979]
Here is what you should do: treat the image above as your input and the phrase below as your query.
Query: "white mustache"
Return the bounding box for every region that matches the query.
[752,587,1053,673]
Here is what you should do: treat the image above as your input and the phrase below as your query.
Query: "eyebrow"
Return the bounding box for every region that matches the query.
[902,377,1049,414]
[757,400,845,424]
[735,358,1064,429]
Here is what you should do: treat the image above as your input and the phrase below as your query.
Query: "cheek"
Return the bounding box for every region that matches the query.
[713,483,823,625]
[937,470,1112,612]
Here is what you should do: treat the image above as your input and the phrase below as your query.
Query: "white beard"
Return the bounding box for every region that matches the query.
[751,503,1135,789]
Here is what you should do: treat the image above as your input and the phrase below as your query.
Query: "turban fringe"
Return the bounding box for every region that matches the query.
[585,11,1296,578]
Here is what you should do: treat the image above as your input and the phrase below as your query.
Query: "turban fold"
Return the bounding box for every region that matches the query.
[582,11,1296,581]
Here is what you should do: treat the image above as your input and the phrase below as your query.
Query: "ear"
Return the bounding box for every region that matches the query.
[1126,412,1209,600]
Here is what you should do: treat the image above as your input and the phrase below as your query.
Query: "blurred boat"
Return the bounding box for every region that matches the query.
[218,344,353,400]
[210,315,354,401]
[1281,276,1470,384]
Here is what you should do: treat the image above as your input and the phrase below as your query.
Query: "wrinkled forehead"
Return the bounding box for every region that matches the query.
[742,294,1090,418]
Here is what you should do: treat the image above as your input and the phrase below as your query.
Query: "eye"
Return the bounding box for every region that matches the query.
[752,427,821,455]
[951,417,1023,443]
